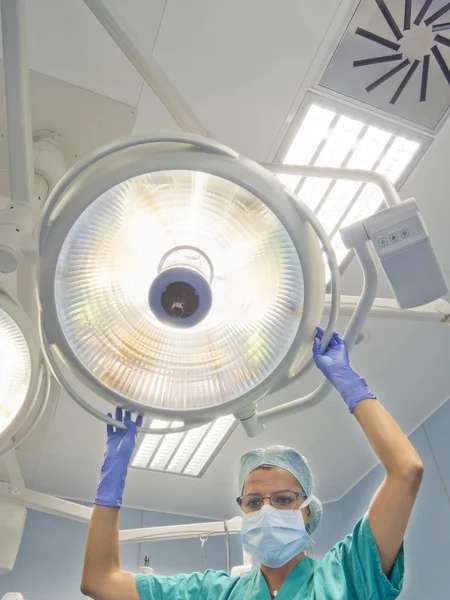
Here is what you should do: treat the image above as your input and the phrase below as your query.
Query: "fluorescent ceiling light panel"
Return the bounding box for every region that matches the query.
[277,105,335,191]
[183,415,235,476]
[131,420,170,468]
[131,415,235,477]
[279,99,422,277]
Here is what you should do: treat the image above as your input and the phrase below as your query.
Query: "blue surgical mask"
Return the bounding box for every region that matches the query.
[240,503,313,568]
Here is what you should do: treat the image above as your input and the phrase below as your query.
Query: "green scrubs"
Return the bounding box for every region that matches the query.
[135,515,404,600]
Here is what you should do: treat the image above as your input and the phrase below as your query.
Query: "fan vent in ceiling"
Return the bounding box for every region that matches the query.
[320,0,450,130]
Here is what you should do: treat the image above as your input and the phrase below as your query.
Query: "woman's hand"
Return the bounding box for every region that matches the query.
[314,329,423,576]
[82,408,143,600]
[95,408,143,508]
[313,327,375,413]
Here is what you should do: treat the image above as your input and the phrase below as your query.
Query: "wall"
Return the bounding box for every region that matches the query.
[314,398,450,597]
[0,506,242,600]
[311,498,346,559]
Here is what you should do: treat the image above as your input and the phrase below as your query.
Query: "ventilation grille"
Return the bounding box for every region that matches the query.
[320,0,450,130]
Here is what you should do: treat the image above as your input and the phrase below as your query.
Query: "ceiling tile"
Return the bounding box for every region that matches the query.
[8,0,165,106]
[152,0,343,161]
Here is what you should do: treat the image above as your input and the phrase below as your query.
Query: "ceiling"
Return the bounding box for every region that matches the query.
[1,0,450,521]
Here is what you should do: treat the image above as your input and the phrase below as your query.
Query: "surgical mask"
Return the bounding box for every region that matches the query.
[240,502,313,568]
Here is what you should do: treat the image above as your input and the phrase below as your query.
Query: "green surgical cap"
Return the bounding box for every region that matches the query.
[238,445,323,536]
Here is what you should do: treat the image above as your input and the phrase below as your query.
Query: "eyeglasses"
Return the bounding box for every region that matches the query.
[236,490,307,513]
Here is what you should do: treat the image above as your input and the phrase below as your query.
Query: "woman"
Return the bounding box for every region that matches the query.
[81,329,423,600]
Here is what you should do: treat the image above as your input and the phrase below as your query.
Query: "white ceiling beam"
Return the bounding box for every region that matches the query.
[326,295,450,323]
[0,481,244,543]
[82,0,209,137]
[0,0,34,205]
[0,481,93,523]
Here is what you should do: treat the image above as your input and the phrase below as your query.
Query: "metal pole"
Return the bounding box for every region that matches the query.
[82,0,209,136]
[0,481,244,543]
[0,0,34,205]
[261,164,401,207]
[119,517,242,544]
[224,520,231,574]
[325,295,449,322]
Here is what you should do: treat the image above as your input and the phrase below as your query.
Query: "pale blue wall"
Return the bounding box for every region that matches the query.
[314,399,450,597]
[0,506,242,600]
[311,498,346,559]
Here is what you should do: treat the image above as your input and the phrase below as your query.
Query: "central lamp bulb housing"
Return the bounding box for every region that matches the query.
[149,246,213,328]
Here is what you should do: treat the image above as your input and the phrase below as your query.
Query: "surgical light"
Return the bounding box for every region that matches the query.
[0,288,50,456]
[37,133,447,440]
[38,134,327,433]
[51,168,304,413]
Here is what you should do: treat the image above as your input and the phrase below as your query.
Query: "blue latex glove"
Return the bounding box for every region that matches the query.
[313,327,376,413]
[95,407,143,508]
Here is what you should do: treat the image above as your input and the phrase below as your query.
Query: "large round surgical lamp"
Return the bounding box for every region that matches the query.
[38,134,343,436]
[37,132,449,437]
[0,287,50,455]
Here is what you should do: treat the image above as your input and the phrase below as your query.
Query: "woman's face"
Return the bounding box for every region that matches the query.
[242,466,312,524]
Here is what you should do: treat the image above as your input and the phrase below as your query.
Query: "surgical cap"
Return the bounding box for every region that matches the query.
[238,445,323,536]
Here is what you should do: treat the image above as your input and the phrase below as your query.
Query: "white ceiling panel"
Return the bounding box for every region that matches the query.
[112,0,168,57]
[132,83,180,135]
[0,66,136,197]
[0,457,7,484]
[151,0,344,161]
[0,0,166,106]
[0,449,40,487]
[15,450,42,488]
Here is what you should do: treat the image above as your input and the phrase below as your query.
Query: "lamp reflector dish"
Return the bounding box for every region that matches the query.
[55,170,304,413]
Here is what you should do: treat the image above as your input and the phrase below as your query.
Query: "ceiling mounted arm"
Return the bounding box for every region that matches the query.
[261,164,401,207]
[244,165,447,433]
[0,0,34,206]
[82,0,209,136]
[253,235,378,429]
